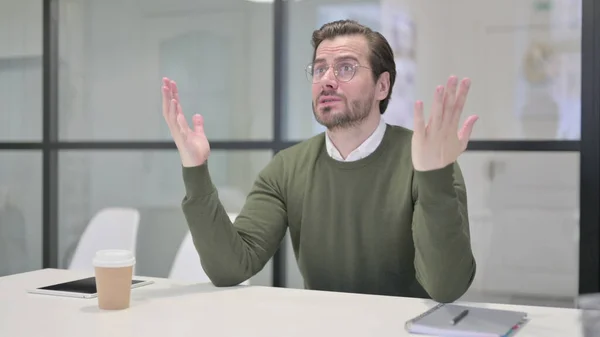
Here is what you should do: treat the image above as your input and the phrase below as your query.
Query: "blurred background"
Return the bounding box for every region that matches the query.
[1,0,598,309]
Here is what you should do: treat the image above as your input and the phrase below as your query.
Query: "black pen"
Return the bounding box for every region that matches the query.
[450,309,469,325]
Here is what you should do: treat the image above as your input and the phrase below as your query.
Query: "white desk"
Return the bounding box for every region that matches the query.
[0,269,587,337]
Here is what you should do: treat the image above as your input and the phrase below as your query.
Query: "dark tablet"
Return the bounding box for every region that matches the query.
[27,276,154,298]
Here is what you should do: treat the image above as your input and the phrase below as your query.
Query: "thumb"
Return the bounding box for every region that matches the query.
[458,115,478,149]
[192,114,205,134]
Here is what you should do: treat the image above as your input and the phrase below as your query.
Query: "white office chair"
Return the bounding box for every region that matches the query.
[68,207,140,272]
[169,213,249,285]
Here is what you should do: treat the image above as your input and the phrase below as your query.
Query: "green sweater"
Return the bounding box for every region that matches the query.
[181,124,476,303]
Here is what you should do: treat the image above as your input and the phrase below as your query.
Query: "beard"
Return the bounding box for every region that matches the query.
[312,91,374,130]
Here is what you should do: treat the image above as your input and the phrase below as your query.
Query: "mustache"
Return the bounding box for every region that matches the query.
[318,92,344,100]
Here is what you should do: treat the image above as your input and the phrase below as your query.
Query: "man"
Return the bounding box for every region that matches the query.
[161,20,478,303]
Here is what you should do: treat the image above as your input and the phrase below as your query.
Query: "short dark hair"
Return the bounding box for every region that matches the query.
[311,20,396,114]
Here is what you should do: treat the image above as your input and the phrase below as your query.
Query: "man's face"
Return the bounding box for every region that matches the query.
[311,35,384,130]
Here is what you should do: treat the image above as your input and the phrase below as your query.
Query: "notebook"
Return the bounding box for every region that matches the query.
[404,303,528,337]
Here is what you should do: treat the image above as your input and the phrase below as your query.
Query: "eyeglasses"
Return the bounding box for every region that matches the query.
[305,61,370,83]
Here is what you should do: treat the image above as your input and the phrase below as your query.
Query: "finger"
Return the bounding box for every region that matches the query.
[161,85,170,118]
[413,101,426,137]
[458,115,479,150]
[428,85,444,130]
[170,80,180,102]
[451,78,471,128]
[163,78,172,99]
[176,101,183,118]
[174,102,188,139]
[442,76,458,126]
[166,98,180,134]
[192,114,205,134]
[176,112,191,138]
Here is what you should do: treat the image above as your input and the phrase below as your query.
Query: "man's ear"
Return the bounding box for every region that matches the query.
[376,72,390,101]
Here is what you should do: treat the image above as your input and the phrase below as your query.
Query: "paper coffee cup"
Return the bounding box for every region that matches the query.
[93,249,136,310]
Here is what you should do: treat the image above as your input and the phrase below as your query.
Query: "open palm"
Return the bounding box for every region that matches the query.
[412,76,479,172]
[162,77,211,167]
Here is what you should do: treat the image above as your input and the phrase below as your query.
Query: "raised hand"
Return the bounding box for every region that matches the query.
[162,77,210,167]
[412,76,479,172]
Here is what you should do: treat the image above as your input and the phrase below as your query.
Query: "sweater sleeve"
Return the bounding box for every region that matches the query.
[411,161,476,303]
[180,153,288,287]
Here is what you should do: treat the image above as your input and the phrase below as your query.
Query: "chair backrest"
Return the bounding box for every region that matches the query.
[169,212,248,285]
[168,231,212,283]
[68,207,140,272]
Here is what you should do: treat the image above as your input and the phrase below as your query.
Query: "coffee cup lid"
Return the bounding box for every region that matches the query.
[93,249,136,268]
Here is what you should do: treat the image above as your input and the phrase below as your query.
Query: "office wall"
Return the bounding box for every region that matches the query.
[285,0,580,140]
[0,0,275,284]
[58,0,273,142]
[0,1,42,59]
[0,0,43,276]
[56,0,275,284]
